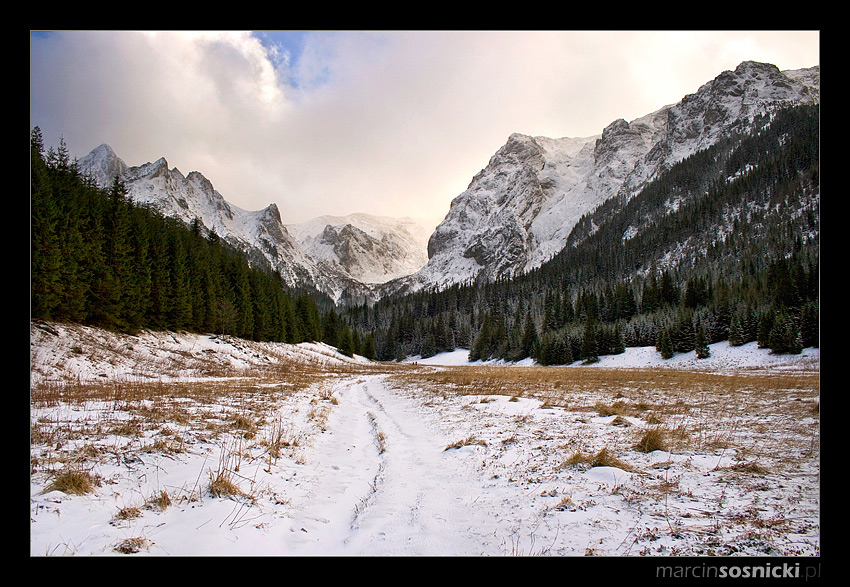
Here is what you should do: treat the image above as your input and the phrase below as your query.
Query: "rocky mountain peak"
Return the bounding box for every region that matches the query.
[75,147,432,304]
[392,61,820,296]
[77,143,127,186]
[72,60,818,306]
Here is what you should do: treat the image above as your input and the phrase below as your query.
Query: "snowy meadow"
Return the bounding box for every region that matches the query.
[30,320,819,560]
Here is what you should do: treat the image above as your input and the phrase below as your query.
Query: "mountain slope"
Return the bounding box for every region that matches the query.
[74,61,819,307]
[76,146,429,303]
[360,101,819,363]
[287,213,430,286]
[387,61,819,296]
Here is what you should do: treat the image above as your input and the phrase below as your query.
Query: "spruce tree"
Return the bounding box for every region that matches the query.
[695,322,711,359]
[362,333,376,361]
[337,323,354,357]
[657,328,674,359]
[728,312,746,347]
[581,318,599,364]
[518,311,538,359]
[31,131,64,320]
[800,302,819,348]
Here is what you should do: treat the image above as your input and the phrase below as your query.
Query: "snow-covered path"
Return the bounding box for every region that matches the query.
[281,374,502,555]
[30,322,820,557]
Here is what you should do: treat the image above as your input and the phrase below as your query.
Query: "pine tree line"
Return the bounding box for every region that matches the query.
[30,127,341,347]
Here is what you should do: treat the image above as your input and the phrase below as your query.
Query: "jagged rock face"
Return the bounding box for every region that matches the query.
[74,60,819,304]
[420,133,576,288]
[76,143,431,303]
[396,61,820,295]
[77,143,127,185]
[288,214,430,288]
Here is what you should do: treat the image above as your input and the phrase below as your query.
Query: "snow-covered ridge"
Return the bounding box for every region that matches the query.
[75,61,818,302]
[76,146,430,303]
[29,320,370,387]
[391,61,820,295]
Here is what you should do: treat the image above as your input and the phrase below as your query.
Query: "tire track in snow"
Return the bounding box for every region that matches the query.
[285,374,502,555]
[281,377,386,554]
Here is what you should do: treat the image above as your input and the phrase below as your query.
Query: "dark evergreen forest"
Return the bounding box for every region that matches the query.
[29,126,367,354]
[30,103,818,366]
[344,105,819,364]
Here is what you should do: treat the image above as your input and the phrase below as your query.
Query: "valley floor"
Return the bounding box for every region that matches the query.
[30,321,820,558]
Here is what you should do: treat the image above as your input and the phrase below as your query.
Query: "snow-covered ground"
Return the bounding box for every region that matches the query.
[30,321,819,557]
[406,342,820,371]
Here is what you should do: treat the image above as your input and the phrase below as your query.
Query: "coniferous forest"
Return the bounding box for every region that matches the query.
[30,104,818,365]
[30,127,349,351]
[343,105,819,363]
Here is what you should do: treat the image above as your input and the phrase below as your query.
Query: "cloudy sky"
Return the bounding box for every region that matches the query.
[30,30,819,230]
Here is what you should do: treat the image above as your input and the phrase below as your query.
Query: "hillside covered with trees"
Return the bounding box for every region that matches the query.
[345,104,819,364]
[30,127,369,354]
[30,104,818,366]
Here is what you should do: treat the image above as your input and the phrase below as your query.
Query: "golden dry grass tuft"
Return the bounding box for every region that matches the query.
[444,436,488,451]
[634,427,668,453]
[588,447,632,470]
[562,447,632,471]
[113,506,142,522]
[146,489,172,511]
[45,467,100,495]
[113,536,151,554]
[208,470,243,498]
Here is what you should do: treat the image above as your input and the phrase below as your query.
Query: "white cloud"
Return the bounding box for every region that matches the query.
[30,30,819,229]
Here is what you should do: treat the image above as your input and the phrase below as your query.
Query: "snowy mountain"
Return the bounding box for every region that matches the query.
[75,61,818,306]
[386,61,820,296]
[287,214,430,287]
[76,146,430,304]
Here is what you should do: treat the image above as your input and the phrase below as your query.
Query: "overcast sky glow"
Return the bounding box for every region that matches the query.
[30,30,820,230]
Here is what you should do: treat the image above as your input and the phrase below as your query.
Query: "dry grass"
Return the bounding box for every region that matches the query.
[552,495,576,511]
[563,447,632,471]
[444,436,488,451]
[208,469,243,498]
[634,427,668,453]
[113,536,151,554]
[44,467,100,495]
[402,364,818,401]
[398,364,818,458]
[146,489,172,512]
[113,506,142,522]
[29,353,366,489]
